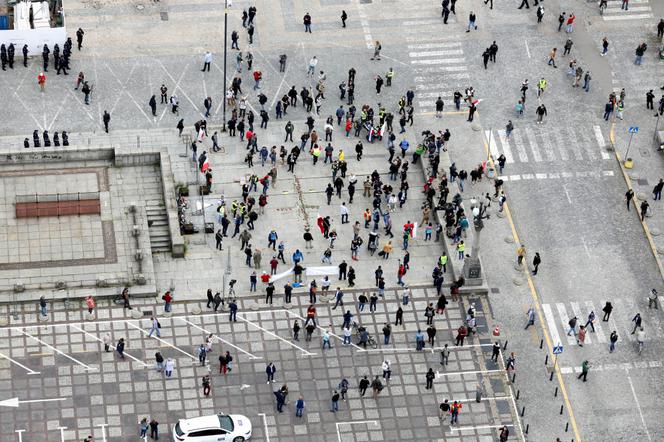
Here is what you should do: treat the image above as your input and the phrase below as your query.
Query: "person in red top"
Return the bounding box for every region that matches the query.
[450,401,462,424]
[260,271,270,284]
[397,263,406,286]
[565,13,575,33]
[345,118,353,138]
[253,70,262,90]
[305,304,317,326]
[37,72,46,92]
[85,296,96,314]
[270,256,279,275]
[455,324,468,346]
[163,291,173,313]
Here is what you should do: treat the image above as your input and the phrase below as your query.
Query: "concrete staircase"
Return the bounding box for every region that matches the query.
[146,202,172,253]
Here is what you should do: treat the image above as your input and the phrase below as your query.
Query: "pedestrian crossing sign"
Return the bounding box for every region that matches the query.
[628,127,639,133]
[553,344,563,355]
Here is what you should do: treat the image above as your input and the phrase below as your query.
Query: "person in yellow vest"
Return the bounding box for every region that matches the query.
[338,149,345,161]
[516,244,526,266]
[386,68,395,87]
[439,253,448,273]
[311,145,321,164]
[457,241,465,260]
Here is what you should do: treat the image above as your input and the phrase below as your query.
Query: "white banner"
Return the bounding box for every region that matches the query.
[305,266,337,277]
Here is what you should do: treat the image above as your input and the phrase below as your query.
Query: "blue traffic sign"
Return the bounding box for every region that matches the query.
[628,127,639,133]
[553,345,563,355]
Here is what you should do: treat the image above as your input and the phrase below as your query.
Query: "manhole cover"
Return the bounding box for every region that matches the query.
[637,178,649,186]
[360,0,372,3]
[491,287,500,294]
[160,11,169,21]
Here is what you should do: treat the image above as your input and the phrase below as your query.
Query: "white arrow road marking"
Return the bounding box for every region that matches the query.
[0,397,67,408]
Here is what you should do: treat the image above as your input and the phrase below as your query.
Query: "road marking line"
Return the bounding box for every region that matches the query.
[16,329,95,370]
[411,58,467,65]
[15,429,26,442]
[511,129,529,162]
[486,130,500,160]
[542,304,563,349]
[603,13,653,21]
[451,424,514,432]
[257,413,271,442]
[235,315,316,356]
[408,49,465,58]
[523,127,543,162]
[496,129,515,163]
[125,321,197,361]
[538,127,557,161]
[556,303,578,346]
[97,424,108,442]
[176,317,262,360]
[577,127,598,161]
[593,125,611,160]
[156,59,201,114]
[524,40,531,58]
[69,324,151,367]
[584,301,607,343]
[402,18,445,26]
[0,350,40,375]
[436,369,503,377]
[407,42,462,50]
[58,427,67,442]
[627,370,653,441]
[336,421,378,442]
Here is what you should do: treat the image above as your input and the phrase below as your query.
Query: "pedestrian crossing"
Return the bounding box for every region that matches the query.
[406,32,469,113]
[486,125,612,165]
[541,299,656,349]
[602,0,653,21]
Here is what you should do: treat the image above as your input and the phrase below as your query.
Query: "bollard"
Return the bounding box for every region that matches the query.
[545,354,549,365]
[554,387,558,397]
[560,404,564,415]
[516,389,520,400]
[549,370,554,381]
[503,340,508,350]
[521,406,525,417]
[540,339,544,349]
[512,373,516,383]
[565,422,569,432]
[525,424,529,434]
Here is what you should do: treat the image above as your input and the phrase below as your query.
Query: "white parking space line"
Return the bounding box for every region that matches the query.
[336,421,379,442]
[257,413,271,442]
[15,429,26,442]
[97,424,108,442]
[236,314,317,356]
[176,317,262,360]
[0,350,40,375]
[69,324,151,367]
[125,321,197,361]
[542,304,563,348]
[58,427,67,442]
[16,329,96,371]
[451,424,514,432]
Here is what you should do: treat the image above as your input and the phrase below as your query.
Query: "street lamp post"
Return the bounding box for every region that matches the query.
[463,199,489,283]
[221,0,229,132]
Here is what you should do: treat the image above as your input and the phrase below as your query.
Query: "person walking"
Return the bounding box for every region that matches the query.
[631,313,642,334]
[547,48,557,68]
[102,111,111,133]
[85,296,96,314]
[164,358,174,377]
[201,51,212,72]
[648,288,659,309]
[148,316,161,337]
[359,376,370,396]
[577,325,586,347]
[609,331,618,353]
[532,252,541,275]
[567,316,578,336]
[371,376,383,398]
[585,311,596,332]
[636,327,645,353]
[139,418,149,438]
[116,338,126,359]
[202,375,211,397]
[577,360,589,381]
[425,368,436,389]
[601,37,609,56]
[525,307,535,329]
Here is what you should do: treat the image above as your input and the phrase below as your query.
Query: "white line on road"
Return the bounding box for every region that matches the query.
[407,42,462,50]
[411,58,467,65]
[524,41,531,58]
[69,324,151,367]
[436,369,503,378]
[58,427,67,442]
[15,429,25,442]
[408,49,464,58]
[451,424,514,432]
[16,329,96,370]
[0,351,40,375]
[556,303,578,346]
[235,315,316,356]
[177,317,262,360]
[511,130,530,163]
[257,413,271,442]
[336,421,379,442]
[593,125,611,160]
[282,310,364,351]
[97,424,108,442]
[542,304,563,349]
[496,129,515,164]
[523,127,542,162]
[125,322,197,361]
[627,370,653,441]
[570,302,592,344]
[603,13,653,20]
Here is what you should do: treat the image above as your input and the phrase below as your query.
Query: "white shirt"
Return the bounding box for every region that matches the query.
[204,52,213,63]
[382,361,390,371]
[309,57,318,68]
[343,328,351,337]
[340,205,349,216]
[636,330,646,342]
[165,359,174,370]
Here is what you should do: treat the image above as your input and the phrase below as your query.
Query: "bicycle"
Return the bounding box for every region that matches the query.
[352,321,378,349]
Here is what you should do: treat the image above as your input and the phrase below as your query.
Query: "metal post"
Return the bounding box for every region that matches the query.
[560,404,564,415]
[487,126,492,161]
[624,132,634,159]
[221,0,228,132]
[554,387,558,397]
[655,113,661,142]
[545,354,548,365]
[540,339,543,349]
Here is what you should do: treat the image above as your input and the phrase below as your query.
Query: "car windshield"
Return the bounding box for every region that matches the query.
[174,422,184,437]
[218,415,234,432]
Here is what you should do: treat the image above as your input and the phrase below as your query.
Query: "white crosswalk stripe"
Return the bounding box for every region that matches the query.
[488,126,615,164]
[406,30,468,113]
[602,0,653,21]
[540,300,660,348]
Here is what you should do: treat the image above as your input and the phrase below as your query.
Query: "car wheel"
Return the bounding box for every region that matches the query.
[232,438,245,442]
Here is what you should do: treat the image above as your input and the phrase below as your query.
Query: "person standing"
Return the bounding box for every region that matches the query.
[266,362,276,383]
[648,289,659,309]
[602,302,613,321]
[440,344,451,366]
[202,375,211,397]
[517,244,526,266]
[37,71,46,92]
[491,342,501,362]
[202,51,212,72]
[341,10,348,27]
[295,396,305,417]
[653,179,663,200]
[85,296,96,314]
[466,11,477,32]
[303,12,312,32]
[149,95,157,116]
[139,418,149,438]
[359,376,370,396]
[636,327,645,353]
[116,338,126,359]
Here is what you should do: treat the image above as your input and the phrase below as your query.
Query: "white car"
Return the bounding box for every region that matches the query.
[173,413,252,442]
